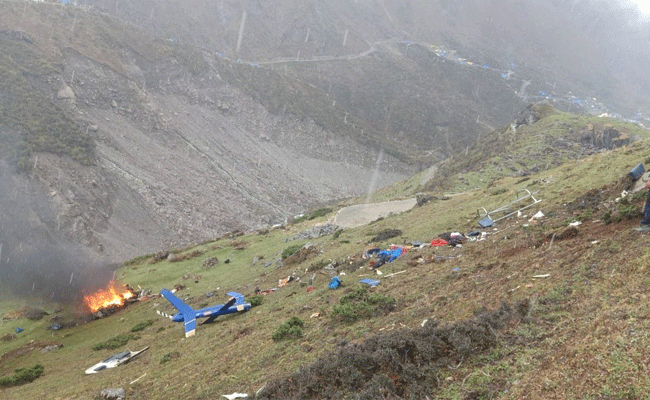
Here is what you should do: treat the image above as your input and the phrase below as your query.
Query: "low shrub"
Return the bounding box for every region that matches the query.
[258,301,530,399]
[160,351,180,364]
[619,204,640,220]
[131,319,155,333]
[332,287,396,324]
[281,244,303,259]
[272,317,304,342]
[307,259,329,272]
[0,364,44,387]
[92,333,139,350]
[248,295,263,307]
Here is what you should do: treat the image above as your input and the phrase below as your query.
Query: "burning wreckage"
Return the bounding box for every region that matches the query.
[83,281,141,318]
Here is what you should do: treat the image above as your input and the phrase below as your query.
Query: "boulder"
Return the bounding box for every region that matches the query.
[57,85,75,100]
[101,388,125,400]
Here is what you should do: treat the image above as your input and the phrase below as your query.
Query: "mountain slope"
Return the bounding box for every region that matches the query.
[0,2,413,264]
[1,0,649,265]
[2,115,650,399]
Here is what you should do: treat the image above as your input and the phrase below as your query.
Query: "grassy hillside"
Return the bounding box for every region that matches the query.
[3,112,650,398]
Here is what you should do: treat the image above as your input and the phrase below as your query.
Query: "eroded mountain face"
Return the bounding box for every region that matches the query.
[1,0,648,265]
[3,41,414,263]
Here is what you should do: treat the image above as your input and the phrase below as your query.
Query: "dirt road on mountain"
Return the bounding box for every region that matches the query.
[332,198,417,228]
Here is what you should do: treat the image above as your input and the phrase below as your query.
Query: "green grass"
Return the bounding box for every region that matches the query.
[1,11,650,395]
[3,132,650,397]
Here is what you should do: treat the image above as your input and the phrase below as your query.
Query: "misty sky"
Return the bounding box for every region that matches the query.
[626,0,650,15]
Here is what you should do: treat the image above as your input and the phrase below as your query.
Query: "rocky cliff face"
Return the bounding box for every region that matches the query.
[1,0,647,265]
[29,49,414,262]
[0,3,414,263]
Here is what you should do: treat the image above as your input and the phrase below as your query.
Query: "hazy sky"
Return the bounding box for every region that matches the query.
[626,0,650,15]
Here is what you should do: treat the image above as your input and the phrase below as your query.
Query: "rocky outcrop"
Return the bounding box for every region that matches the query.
[580,124,631,150]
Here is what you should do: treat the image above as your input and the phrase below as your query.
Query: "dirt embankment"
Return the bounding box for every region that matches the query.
[332,198,417,228]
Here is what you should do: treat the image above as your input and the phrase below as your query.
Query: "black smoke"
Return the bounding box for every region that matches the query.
[0,161,114,304]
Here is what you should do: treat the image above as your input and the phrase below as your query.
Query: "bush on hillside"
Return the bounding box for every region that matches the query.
[0,364,44,387]
[248,295,263,307]
[332,287,396,324]
[281,244,303,259]
[92,333,139,350]
[272,317,304,342]
[131,319,155,333]
[258,300,531,399]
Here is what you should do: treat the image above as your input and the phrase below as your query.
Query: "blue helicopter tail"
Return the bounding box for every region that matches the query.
[160,289,197,337]
[227,292,251,311]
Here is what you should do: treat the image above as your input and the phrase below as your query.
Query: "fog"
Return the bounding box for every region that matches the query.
[0,162,113,303]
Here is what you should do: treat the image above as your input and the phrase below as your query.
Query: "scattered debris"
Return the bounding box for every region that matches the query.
[532,274,550,278]
[359,278,380,287]
[384,270,408,278]
[367,246,408,269]
[85,347,150,374]
[130,373,147,385]
[529,210,545,221]
[258,288,278,295]
[15,327,23,333]
[477,189,542,227]
[222,393,248,400]
[630,163,645,181]
[328,276,341,290]
[310,312,321,318]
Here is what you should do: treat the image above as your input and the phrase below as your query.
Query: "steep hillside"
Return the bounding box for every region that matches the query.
[422,102,650,192]
[85,0,650,117]
[3,0,648,268]
[3,120,650,399]
[0,2,414,266]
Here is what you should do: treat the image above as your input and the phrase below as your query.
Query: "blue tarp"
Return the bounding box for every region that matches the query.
[328,276,341,290]
[359,278,380,287]
[376,247,405,263]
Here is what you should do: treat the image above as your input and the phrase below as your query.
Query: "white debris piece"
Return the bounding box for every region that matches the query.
[223,393,248,400]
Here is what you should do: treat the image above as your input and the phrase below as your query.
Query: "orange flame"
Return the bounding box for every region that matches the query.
[83,281,134,313]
